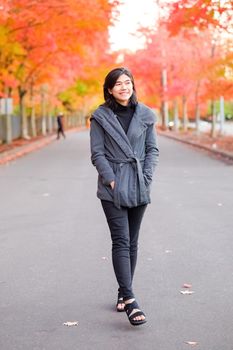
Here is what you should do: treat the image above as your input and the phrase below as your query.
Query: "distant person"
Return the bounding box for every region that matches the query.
[57,112,66,139]
[90,67,159,326]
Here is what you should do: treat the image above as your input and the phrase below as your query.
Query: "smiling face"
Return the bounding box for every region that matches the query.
[108,74,133,106]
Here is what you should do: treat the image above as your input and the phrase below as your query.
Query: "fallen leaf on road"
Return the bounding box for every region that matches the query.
[63,321,78,327]
[185,341,198,346]
[183,283,192,289]
[180,290,195,295]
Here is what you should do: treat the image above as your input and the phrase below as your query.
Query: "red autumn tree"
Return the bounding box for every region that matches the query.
[0,0,117,137]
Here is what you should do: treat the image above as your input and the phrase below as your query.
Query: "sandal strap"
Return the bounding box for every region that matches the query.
[124,300,139,314]
[125,300,147,325]
[128,310,145,320]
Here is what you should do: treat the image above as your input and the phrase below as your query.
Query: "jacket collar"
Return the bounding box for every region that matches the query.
[92,103,150,152]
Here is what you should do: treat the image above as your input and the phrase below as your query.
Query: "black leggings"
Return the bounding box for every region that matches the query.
[101,200,147,300]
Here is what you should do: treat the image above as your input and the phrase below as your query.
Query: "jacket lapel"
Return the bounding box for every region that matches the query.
[126,104,147,145]
[92,107,133,157]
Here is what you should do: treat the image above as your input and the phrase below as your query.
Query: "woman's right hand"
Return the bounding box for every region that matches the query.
[110,181,115,190]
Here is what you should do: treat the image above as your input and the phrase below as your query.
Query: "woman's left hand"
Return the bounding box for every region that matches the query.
[110,181,115,189]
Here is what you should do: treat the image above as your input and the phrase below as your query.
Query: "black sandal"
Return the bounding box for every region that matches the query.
[116,293,125,312]
[124,300,147,326]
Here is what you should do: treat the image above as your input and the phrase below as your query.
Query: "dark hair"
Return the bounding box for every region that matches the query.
[103,67,138,111]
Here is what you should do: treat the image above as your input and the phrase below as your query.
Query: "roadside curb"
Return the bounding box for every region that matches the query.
[0,127,86,166]
[0,135,55,165]
[158,130,233,162]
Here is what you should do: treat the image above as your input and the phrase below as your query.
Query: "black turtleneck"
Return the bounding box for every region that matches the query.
[114,102,135,134]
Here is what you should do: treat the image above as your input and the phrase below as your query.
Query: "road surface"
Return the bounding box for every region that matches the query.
[0,130,232,350]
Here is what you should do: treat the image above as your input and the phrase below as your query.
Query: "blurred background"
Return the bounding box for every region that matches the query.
[0,0,232,150]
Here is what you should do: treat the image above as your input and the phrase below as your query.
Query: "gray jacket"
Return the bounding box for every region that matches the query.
[90,103,159,208]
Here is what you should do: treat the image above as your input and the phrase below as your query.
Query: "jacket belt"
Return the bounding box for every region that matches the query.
[106,157,146,208]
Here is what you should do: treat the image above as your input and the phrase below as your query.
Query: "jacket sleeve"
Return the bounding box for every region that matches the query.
[143,124,159,186]
[90,119,115,185]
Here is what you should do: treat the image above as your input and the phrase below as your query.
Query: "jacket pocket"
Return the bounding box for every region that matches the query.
[104,183,114,198]
[114,163,137,208]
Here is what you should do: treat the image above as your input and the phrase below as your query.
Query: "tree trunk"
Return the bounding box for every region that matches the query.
[47,103,53,134]
[18,86,29,139]
[40,85,47,136]
[194,81,200,135]
[211,100,217,138]
[4,87,12,144]
[182,95,188,131]
[219,96,225,136]
[173,98,179,131]
[195,104,200,136]
[210,40,216,138]
[30,85,37,138]
[161,68,169,130]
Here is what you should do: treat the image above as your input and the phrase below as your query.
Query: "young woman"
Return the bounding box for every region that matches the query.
[90,67,159,326]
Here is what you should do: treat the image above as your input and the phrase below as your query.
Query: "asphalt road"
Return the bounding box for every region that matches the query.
[0,130,232,350]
